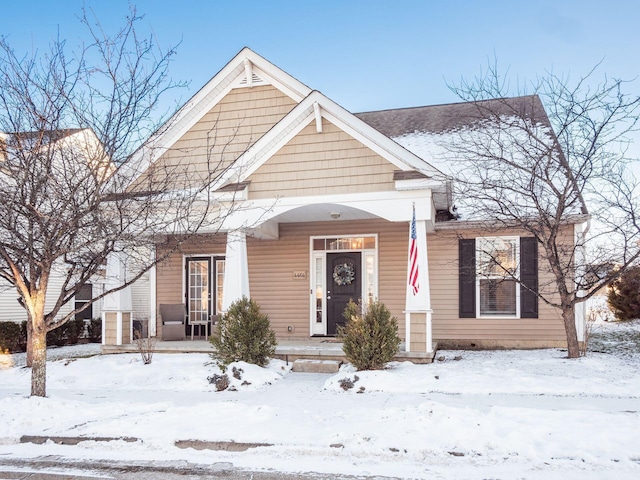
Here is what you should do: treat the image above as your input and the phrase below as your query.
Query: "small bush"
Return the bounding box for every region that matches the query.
[46,325,67,347]
[207,373,230,391]
[88,318,102,343]
[134,328,156,365]
[209,296,277,369]
[608,266,640,321]
[65,318,86,344]
[232,366,244,380]
[19,321,27,351]
[45,317,86,347]
[338,299,401,371]
[338,375,359,391]
[0,321,22,352]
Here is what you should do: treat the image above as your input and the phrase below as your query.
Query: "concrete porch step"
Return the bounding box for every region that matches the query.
[292,359,342,373]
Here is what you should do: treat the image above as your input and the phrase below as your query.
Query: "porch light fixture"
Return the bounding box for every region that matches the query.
[330,212,341,219]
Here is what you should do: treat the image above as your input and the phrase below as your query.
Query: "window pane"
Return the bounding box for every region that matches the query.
[477,238,517,276]
[363,237,376,249]
[479,279,516,315]
[76,283,93,301]
[315,257,323,323]
[365,254,375,303]
[216,260,225,313]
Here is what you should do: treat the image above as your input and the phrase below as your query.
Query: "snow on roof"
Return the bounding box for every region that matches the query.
[357,96,588,223]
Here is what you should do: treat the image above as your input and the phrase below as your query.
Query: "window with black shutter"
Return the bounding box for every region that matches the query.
[519,237,538,318]
[458,237,538,319]
[459,239,476,318]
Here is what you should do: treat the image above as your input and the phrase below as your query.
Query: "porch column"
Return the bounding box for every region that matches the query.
[404,217,433,354]
[102,251,133,345]
[222,230,250,311]
[574,221,589,342]
[149,249,157,337]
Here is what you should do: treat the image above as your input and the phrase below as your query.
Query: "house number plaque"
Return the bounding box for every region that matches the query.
[292,271,308,280]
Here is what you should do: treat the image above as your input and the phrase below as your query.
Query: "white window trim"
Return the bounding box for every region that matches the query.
[475,236,521,319]
[308,234,379,336]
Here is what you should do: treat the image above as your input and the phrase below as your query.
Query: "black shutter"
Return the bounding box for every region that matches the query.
[520,237,538,318]
[459,239,476,318]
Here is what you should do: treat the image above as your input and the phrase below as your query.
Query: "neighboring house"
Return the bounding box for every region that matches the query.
[0,129,146,326]
[101,48,588,354]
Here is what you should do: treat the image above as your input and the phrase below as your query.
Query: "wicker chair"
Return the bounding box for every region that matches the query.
[159,304,186,341]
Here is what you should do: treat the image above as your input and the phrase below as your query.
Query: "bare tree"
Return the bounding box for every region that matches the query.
[443,61,640,358]
[0,8,239,396]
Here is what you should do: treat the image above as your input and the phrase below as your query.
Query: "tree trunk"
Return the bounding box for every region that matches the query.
[26,317,34,367]
[562,305,580,359]
[30,325,47,397]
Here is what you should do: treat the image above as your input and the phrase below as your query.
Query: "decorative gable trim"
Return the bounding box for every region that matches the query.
[125,48,312,186]
[215,90,447,189]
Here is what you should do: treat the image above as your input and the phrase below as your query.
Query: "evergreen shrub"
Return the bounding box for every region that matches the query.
[338,299,401,370]
[65,317,86,344]
[608,266,640,321]
[88,318,102,343]
[209,296,277,369]
[46,325,67,346]
[0,321,21,352]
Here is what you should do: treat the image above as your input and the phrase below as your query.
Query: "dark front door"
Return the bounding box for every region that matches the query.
[326,252,361,335]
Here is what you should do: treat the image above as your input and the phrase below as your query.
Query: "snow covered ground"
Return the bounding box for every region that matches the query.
[1,321,639,480]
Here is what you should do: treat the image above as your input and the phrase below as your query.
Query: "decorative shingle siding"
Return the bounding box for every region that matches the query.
[247,119,397,199]
[134,85,297,189]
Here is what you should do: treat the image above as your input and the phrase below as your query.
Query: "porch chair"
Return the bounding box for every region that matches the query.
[159,304,187,341]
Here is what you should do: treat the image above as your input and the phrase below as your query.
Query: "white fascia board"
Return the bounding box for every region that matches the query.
[126,63,244,182]
[222,189,435,228]
[126,48,312,187]
[212,186,248,202]
[241,48,312,100]
[395,178,444,191]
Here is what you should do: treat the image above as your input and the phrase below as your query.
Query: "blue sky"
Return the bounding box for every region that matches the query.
[2,0,638,114]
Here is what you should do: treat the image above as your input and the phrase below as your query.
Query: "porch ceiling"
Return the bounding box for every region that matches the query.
[267,203,381,224]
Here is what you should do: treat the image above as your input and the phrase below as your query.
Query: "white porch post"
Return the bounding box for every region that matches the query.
[222,230,250,311]
[102,251,133,345]
[574,222,589,342]
[149,249,157,337]
[405,217,433,354]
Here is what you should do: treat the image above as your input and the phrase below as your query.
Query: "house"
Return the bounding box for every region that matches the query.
[101,48,588,354]
[0,129,95,324]
[0,129,150,327]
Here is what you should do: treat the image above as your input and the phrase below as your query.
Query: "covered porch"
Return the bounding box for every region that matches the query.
[102,189,440,358]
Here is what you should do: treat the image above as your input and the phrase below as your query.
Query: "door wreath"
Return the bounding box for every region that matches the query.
[333,262,355,285]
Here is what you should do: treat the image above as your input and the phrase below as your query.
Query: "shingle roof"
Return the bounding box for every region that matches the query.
[10,129,83,142]
[354,95,549,137]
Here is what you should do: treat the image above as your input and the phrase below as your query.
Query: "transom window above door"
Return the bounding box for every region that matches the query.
[313,236,376,251]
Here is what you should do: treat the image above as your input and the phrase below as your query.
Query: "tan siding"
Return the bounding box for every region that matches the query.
[122,314,131,344]
[410,312,427,351]
[248,120,397,199]
[104,313,117,345]
[151,222,572,348]
[104,312,131,345]
[155,235,227,337]
[133,86,297,190]
[428,228,567,344]
[248,220,409,339]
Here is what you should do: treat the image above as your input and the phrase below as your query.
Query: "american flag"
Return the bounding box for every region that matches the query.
[409,205,419,295]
